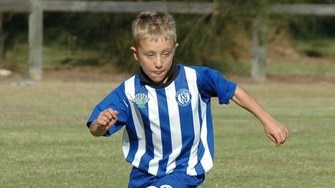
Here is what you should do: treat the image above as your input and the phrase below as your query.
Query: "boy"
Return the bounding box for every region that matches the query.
[86,11,288,188]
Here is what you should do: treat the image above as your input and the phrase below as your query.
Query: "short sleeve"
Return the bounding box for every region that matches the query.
[194,66,236,104]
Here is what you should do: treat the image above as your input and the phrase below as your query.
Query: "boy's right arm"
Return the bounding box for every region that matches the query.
[89,108,119,137]
[231,85,289,146]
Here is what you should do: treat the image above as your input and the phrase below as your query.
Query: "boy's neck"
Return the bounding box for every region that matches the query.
[139,63,179,89]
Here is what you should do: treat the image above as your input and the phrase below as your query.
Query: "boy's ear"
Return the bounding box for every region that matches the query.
[175,43,179,48]
[130,46,139,61]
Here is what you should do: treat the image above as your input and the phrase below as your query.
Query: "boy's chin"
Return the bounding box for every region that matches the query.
[157,76,170,84]
[152,79,165,84]
[149,75,167,84]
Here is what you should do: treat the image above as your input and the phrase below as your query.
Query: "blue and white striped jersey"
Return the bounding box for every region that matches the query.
[87,64,236,177]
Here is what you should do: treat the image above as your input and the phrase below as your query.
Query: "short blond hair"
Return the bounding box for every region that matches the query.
[132,11,177,46]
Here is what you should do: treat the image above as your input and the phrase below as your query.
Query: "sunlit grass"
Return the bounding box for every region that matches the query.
[1,81,334,187]
[267,59,335,76]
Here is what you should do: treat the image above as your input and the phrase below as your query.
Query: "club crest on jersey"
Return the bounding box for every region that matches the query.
[176,88,191,106]
[134,93,149,108]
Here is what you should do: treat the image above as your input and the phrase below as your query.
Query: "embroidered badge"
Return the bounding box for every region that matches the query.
[176,88,191,106]
[133,93,149,108]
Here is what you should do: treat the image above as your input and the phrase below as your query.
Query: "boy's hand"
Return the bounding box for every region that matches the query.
[264,121,289,146]
[96,108,119,131]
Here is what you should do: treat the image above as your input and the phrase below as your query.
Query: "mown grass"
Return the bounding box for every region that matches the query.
[209,83,335,188]
[0,81,334,188]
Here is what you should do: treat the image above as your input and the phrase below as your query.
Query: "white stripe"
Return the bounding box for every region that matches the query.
[122,127,130,159]
[184,67,201,176]
[146,87,161,176]
[165,83,182,174]
[123,77,146,167]
[199,99,213,171]
[122,78,133,159]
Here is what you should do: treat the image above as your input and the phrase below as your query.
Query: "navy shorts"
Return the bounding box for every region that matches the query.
[128,167,205,188]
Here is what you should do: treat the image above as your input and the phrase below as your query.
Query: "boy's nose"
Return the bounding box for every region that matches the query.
[155,57,163,68]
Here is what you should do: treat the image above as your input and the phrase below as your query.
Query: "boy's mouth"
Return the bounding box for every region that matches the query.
[153,70,164,76]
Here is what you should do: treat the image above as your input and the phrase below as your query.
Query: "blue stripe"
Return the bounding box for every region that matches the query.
[125,125,138,163]
[206,104,215,157]
[194,141,205,174]
[156,89,172,177]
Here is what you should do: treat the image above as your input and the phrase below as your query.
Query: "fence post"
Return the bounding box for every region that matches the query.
[0,13,4,67]
[251,3,268,82]
[29,0,43,80]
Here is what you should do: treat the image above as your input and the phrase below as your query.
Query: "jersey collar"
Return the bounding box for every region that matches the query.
[139,63,179,89]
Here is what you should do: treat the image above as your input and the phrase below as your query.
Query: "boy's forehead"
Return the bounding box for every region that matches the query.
[137,36,175,49]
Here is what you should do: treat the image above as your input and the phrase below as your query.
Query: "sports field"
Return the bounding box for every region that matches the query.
[0,79,334,187]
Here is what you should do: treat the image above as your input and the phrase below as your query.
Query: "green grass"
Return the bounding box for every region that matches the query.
[266,60,335,76]
[0,81,335,187]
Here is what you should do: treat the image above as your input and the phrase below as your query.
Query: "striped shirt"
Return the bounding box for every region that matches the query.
[87,64,236,177]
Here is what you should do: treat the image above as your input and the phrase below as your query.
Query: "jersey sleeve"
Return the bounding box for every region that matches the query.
[194,66,237,104]
[86,83,129,136]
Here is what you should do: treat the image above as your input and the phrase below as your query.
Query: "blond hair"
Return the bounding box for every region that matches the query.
[132,11,177,46]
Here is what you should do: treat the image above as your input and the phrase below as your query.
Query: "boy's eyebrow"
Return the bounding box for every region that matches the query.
[139,47,174,53]
[162,48,173,51]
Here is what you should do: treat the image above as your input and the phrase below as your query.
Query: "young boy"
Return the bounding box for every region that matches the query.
[86,11,288,188]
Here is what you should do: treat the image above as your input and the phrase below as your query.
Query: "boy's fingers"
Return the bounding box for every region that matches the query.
[267,133,281,146]
[98,111,111,125]
[266,125,289,146]
[96,109,119,128]
[274,133,288,146]
[105,109,119,118]
[268,134,278,145]
[97,119,107,127]
[103,109,119,123]
[279,127,289,144]
[103,109,113,119]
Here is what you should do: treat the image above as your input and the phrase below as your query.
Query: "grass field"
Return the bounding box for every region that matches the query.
[0,79,334,188]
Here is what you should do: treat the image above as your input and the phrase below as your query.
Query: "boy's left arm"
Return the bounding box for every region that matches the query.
[231,85,289,146]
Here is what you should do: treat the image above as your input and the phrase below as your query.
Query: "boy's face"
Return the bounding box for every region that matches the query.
[131,37,178,84]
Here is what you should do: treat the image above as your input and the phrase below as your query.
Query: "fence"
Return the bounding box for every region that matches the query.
[1,0,335,81]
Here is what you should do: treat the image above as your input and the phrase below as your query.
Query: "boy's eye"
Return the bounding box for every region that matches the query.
[143,50,173,58]
[145,53,154,57]
[162,51,172,57]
